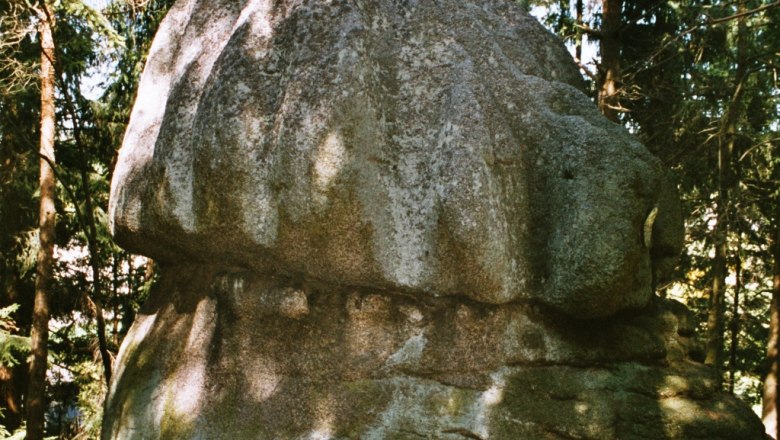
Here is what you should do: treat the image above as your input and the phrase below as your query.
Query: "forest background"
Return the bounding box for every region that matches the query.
[0,0,778,438]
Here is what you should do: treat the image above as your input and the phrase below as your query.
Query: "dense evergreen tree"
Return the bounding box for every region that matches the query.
[0,0,172,436]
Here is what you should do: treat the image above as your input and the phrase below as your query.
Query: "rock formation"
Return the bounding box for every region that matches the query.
[103,0,766,438]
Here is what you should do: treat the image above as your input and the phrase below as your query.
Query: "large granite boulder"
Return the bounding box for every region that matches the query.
[103,0,765,438]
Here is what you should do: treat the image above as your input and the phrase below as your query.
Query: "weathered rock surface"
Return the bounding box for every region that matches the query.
[109,0,682,319]
[103,268,763,439]
[104,0,764,439]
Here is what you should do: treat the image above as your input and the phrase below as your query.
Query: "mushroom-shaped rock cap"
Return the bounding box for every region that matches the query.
[109,0,683,319]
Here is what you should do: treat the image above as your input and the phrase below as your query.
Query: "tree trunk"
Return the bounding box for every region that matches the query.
[705,193,728,371]
[26,3,56,438]
[0,364,24,431]
[728,250,742,393]
[575,0,583,61]
[598,0,622,122]
[59,81,113,386]
[704,0,747,378]
[704,99,736,373]
[557,0,567,32]
[112,255,119,347]
[763,205,780,439]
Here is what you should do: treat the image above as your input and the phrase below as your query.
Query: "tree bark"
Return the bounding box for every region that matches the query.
[705,196,728,371]
[26,2,56,438]
[598,0,622,122]
[112,255,119,347]
[575,0,583,61]
[728,250,742,393]
[763,205,780,439]
[704,92,736,374]
[704,0,747,378]
[0,365,24,431]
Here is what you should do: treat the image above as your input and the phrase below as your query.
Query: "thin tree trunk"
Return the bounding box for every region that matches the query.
[113,255,119,346]
[763,205,780,439]
[704,99,735,373]
[122,254,136,334]
[728,250,742,393]
[705,195,728,371]
[26,3,56,438]
[0,365,23,430]
[76,140,113,387]
[558,0,567,32]
[598,0,622,122]
[704,0,748,377]
[59,82,113,386]
[575,0,583,61]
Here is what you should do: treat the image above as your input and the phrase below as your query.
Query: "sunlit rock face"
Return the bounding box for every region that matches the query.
[108,0,679,319]
[104,0,765,439]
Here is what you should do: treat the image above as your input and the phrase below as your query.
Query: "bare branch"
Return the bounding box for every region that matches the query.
[573,23,603,38]
[625,1,780,76]
[739,138,779,162]
[706,0,780,25]
[0,1,38,92]
[573,57,598,81]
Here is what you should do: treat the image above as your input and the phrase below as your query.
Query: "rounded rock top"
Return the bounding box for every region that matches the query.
[109,0,682,318]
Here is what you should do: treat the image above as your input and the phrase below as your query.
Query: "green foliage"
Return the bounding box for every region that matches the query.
[61,0,125,49]
[14,229,38,276]
[0,0,172,436]
[72,361,104,439]
[0,303,30,367]
[0,303,20,326]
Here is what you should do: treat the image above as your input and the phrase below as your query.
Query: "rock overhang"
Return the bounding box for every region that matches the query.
[109,0,683,319]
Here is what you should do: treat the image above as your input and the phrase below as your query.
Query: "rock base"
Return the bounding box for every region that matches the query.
[102,266,765,439]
